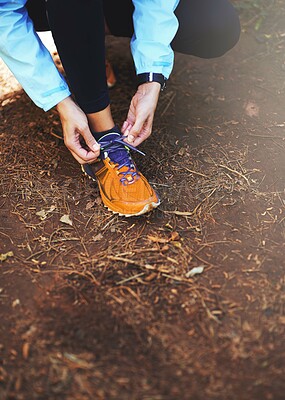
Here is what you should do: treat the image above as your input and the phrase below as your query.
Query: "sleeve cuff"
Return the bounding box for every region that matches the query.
[42,89,71,112]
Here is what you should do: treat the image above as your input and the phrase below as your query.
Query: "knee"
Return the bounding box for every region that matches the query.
[204,0,241,58]
[173,0,241,59]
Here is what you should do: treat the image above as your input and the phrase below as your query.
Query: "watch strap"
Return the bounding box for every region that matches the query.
[137,72,167,91]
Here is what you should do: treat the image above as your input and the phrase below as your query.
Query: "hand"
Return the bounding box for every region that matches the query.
[121,82,160,147]
[56,96,100,164]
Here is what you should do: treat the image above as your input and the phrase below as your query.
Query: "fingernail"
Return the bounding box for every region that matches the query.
[122,121,128,129]
[93,144,100,151]
[127,135,135,143]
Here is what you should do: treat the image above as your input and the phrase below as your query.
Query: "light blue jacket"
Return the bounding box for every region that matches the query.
[0,0,179,111]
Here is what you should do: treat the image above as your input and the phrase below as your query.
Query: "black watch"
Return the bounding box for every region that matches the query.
[137,72,167,91]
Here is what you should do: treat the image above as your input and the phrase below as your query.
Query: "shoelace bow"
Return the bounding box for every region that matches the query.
[99,136,145,184]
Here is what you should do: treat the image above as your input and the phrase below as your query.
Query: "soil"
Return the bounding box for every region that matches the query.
[0,2,284,399]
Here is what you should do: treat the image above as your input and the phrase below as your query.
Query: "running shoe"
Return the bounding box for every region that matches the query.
[106,61,116,88]
[81,132,160,216]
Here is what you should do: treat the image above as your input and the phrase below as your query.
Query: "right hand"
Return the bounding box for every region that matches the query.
[56,96,100,164]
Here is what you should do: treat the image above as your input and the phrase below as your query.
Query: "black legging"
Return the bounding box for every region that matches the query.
[27,0,240,114]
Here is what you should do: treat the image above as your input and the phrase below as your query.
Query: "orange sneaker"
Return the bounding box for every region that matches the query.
[106,61,116,88]
[81,132,160,216]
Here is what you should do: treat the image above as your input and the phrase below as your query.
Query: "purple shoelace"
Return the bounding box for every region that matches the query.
[99,135,145,184]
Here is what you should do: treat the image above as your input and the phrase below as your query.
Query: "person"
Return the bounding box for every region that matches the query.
[0,0,240,216]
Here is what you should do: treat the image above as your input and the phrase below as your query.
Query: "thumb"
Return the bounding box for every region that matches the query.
[81,126,100,153]
[127,116,145,143]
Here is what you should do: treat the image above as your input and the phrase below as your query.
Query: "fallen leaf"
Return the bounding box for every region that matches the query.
[178,147,186,156]
[92,233,103,242]
[12,299,20,307]
[170,231,180,241]
[0,251,14,262]
[147,235,169,244]
[244,101,259,118]
[94,197,102,205]
[86,201,95,210]
[36,205,56,220]
[185,266,204,278]
[60,214,73,226]
[36,209,47,220]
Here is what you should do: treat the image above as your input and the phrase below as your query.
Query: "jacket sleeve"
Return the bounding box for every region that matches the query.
[130,0,180,79]
[0,1,71,111]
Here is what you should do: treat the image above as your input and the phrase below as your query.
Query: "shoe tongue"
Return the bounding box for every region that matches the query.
[99,133,131,166]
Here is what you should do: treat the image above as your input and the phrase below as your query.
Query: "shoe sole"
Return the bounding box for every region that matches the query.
[81,166,160,217]
[107,81,116,89]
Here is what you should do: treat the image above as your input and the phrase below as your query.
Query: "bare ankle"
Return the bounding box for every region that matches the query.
[87,105,114,132]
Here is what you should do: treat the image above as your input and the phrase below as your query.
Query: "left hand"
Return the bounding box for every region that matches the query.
[121,82,160,147]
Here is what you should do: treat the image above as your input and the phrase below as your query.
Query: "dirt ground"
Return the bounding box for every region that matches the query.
[0,2,284,399]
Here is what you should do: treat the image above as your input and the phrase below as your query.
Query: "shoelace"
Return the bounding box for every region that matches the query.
[99,136,145,184]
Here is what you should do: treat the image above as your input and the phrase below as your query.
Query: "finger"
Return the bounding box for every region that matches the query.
[69,147,99,164]
[69,148,86,165]
[131,119,153,147]
[65,137,100,163]
[66,138,100,161]
[80,125,100,153]
[121,121,133,134]
[132,131,150,147]
[121,121,128,133]
[132,137,143,147]
[127,116,145,143]
[78,146,100,162]
[65,131,100,162]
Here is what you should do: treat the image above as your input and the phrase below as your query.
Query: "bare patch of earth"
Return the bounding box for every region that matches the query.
[0,3,284,399]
